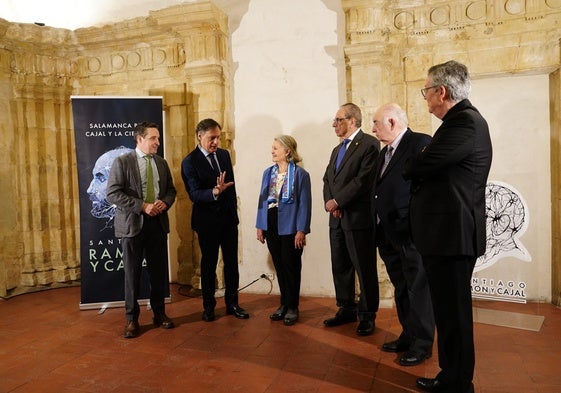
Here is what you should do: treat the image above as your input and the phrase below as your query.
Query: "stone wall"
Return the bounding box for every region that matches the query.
[0,1,230,297]
[342,0,561,305]
[1,0,560,305]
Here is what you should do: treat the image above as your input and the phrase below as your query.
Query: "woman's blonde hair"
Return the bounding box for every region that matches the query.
[275,134,302,164]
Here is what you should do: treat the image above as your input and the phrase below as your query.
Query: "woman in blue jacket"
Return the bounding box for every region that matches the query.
[256,135,312,325]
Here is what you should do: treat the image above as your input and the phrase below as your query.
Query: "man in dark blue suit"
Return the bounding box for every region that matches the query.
[181,118,248,322]
[323,103,380,336]
[405,61,493,393]
[371,103,434,366]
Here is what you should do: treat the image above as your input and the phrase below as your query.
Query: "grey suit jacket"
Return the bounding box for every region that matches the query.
[106,150,176,238]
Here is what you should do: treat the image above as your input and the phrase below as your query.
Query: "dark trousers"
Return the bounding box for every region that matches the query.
[122,216,168,321]
[265,207,302,309]
[423,255,476,392]
[196,222,239,310]
[329,226,379,320]
[377,227,434,351]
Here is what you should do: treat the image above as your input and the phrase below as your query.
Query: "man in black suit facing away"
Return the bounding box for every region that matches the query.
[404,60,492,393]
[371,103,434,366]
[181,118,249,322]
[323,102,380,336]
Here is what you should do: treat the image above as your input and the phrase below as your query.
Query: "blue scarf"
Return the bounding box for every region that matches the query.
[267,162,295,205]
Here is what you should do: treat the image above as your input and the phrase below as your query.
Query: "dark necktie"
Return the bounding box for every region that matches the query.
[335,139,350,171]
[144,155,155,203]
[208,153,220,176]
[380,145,394,176]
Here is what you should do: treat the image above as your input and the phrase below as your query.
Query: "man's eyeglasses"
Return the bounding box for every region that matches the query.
[333,117,350,123]
[421,85,440,98]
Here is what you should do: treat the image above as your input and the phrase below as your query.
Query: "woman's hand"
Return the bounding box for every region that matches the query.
[256,229,266,244]
[294,231,306,249]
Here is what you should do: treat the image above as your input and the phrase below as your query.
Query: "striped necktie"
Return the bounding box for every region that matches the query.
[380,146,394,176]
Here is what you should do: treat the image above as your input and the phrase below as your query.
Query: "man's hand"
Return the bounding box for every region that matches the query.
[331,209,343,219]
[143,200,167,216]
[213,171,235,196]
[325,199,338,212]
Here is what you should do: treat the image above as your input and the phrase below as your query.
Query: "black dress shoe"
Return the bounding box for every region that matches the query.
[356,320,374,336]
[123,320,139,338]
[202,308,215,322]
[153,313,175,329]
[416,377,449,392]
[399,349,431,366]
[323,309,357,327]
[283,308,298,326]
[270,305,287,321]
[417,377,474,393]
[227,305,249,319]
[381,339,410,353]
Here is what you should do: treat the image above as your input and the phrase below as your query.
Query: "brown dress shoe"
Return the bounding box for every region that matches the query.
[153,313,175,329]
[123,320,139,338]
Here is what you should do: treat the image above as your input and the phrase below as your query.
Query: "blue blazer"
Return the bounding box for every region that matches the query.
[256,165,312,236]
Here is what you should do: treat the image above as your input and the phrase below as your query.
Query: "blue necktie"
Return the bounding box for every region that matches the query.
[335,139,350,171]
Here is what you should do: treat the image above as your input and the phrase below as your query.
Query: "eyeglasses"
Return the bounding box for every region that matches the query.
[421,85,440,98]
[333,117,350,123]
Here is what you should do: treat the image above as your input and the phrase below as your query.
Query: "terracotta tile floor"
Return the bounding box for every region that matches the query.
[1,284,560,392]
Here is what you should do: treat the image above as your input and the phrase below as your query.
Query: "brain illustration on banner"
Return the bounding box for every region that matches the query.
[87,146,133,230]
[475,181,531,272]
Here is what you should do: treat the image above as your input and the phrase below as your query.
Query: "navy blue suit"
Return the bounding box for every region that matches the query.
[372,129,434,353]
[181,147,239,310]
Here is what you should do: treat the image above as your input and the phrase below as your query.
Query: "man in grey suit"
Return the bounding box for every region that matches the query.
[107,122,177,338]
[371,103,434,366]
[323,102,380,336]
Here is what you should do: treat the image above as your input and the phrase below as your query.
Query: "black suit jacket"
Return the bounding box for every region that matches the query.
[323,130,380,230]
[403,99,493,257]
[372,129,432,245]
[181,147,239,232]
